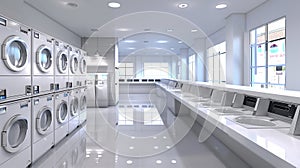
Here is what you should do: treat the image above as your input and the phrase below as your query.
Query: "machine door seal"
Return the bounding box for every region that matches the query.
[2,35,29,72]
[36,45,52,73]
[57,101,68,124]
[1,115,28,153]
[70,97,79,117]
[70,54,79,74]
[79,57,87,74]
[57,50,68,74]
[80,95,87,111]
[36,106,52,135]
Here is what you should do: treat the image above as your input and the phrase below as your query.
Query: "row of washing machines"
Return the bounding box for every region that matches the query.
[0,15,88,167]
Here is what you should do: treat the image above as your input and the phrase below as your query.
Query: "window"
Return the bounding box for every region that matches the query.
[250,17,286,89]
[206,42,226,83]
[143,63,169,79]
[119,63,134,80]
[189,54,196,81]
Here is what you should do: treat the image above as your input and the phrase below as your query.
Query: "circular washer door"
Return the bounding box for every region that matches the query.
[57,51,68,74]
[36,107,52,135]
[1,115,28,153]
[80,95,87,111]
[2,36,29,72]
[79,57,87,74]
[70,55,79,74]
[70,97,79,117]
[36,45,52,73]
[57,101,68,124]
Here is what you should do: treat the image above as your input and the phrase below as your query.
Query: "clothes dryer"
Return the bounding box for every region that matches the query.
[54,91,69,145]
[0,99,31,167]
[0,16,31,102]
[31,94,54,162]
[54,40,69,91]
[79,87,87,125]
[31,30,54,95]
[79,49,87,87]
[69,46,80,88]
[68,89,80,133]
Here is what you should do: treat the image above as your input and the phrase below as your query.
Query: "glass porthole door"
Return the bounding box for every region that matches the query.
[57,101,68,124]
[57,51,68,74]
[79,58,87,74]
[2,35,29,72]
[70,55,79,74]
[2,115,28,153]
[36,45,52,73]
[36,107,52,135]
[70,97,79,117]
[80,95,87,111]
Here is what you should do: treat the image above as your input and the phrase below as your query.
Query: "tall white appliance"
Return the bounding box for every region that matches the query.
[95,73,109,107]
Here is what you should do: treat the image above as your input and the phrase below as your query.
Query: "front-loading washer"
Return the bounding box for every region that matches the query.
[79,49,87,87]
[69,46,80,88]
[68,89,80,133]
[79,87,87,126]
[31,30,54,95]
[0,16,32,102]
[31,94,54,163]
[54,91,69,145]
[0,99,31,167]
[54,40,69,91]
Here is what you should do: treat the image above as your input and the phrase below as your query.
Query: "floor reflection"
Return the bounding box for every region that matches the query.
[32,102,227,168]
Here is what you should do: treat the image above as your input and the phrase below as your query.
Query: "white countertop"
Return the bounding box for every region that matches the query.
[156,82,300,168]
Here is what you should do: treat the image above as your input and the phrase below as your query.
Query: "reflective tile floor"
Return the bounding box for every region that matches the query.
[32,99,228,168]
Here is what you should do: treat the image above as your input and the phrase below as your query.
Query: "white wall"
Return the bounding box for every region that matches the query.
[119,54,177,78]
[246,0,300,91]
[0,0,81,47]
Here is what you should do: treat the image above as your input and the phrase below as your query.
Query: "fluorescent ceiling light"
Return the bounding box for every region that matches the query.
[128,47,135,50]
[108,2,121,8]
[216,4,227,9]
[191,29,198,33]
[178,3,189,9]
[116,28,130,31]
[170,48,175,50]
[123,40,136,43]
[157,40,168,44]
[178,41,183,44]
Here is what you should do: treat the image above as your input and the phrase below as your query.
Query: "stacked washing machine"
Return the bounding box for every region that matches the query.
[0,15,87,168]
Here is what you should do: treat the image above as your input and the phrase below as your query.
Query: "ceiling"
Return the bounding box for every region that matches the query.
[25,0,267,56]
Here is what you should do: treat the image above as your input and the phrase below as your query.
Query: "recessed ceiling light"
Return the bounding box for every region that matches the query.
[128,47,135,50]
[170,48,175,50]
[171,160,177,164]
[178,3,189,9]
[216,3,227,9]
[191,29,198,33]
[116,28,130,32]
[126,160,133,165]
[167,29,174,32]
[65,2,79,8]
[123,40,136,43]
[178,41,183,44]
[156,160,162,164]
[157,40,168,44]
[108,2,121,8]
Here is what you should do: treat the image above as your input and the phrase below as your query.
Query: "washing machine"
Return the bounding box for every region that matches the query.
[0,16,31,102]
[69,46,80,88]
[68,89,80,133]
[79,49,87,87]
[0,99,31,167]
[54,91,69,145]
[67,130,86,168]
[54,40,69,91]
[31,30,54,95]
[31,94,54,163]
[79,87,87,125]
